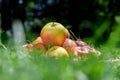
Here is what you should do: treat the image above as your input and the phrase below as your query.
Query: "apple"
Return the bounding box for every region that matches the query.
[62,38,77,54]
[32,37,46,52]
[46,46,69,57]
[23,43,33,52]
[75,40,87,47]
[40,22,70,48]
[65,29,70,38]
[71,45,101,57]
[89,48,101,56]
[71,46,90,56]
[32,36,43,45]
[24,37,46,53]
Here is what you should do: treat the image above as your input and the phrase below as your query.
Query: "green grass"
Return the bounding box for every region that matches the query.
[1,18,120,80]
[0,45,120,80]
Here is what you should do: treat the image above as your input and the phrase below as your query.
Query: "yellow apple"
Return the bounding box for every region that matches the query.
[62,38,77,54]
[65,29,70,38]
[46,46,69,57]
[32,36,43,45]
[40,22,70,48]
[32,37,46,53]
[24,37,46,53]
[23,43,33,52]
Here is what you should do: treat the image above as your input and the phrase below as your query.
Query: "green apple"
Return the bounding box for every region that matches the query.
[46,46,69,57]
[40,22,70,48]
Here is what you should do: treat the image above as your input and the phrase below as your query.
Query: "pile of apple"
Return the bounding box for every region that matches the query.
[24,22,101,57]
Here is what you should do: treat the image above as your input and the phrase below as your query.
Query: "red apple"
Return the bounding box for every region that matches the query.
[72,46,90,56]
[40,22,70,48]
[62,38,77,54]
[71,45,101,57]
[46,46,69,57]
[75,40,87,47]
[89,48,101,56]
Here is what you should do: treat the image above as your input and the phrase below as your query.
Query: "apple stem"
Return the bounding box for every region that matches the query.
[52,22,56,27]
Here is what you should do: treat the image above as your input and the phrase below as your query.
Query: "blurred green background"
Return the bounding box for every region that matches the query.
[0,0,120,80]
[0,0,120,47]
